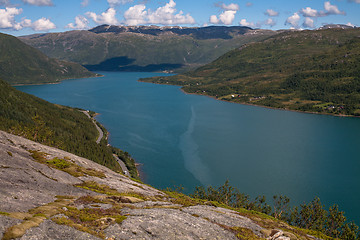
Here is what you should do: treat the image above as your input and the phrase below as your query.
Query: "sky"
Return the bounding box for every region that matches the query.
[0,0,359,36]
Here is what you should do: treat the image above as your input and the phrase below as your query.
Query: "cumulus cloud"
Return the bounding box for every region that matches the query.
[218,3,240,11]
[107,0,134,7]
[0,7,22,29]
[298,2,345,22]
[66,16,88,29]
[87,7,119,25]
[0,7,56,31]
[123,0,195,26]
[146,0,195,25]
[210,2,238,25]
[22,0,53,6]
[31,17,56,31]
[219,10,237,25]
[324,1,345,15]
[264,18,276,27]
[124,4,147,25]
[299,7,320,17]
[210,11,237,25]
[285,12,300,28]
[303,17,314,28]
[265,9,278,17]
[239,19,255,28]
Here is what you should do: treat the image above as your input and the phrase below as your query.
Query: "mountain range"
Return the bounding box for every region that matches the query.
[19,25,276,72]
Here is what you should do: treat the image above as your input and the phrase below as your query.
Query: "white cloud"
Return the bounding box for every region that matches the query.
[210,11,236,25]
[300,7,319,17]
[87,7,119,25]
[124,0,195,26]
[265,9,279,17]
[239,19,255,28]
[346,22,355,27]
[22,0,53,6]
[81,0,89,7]
[303,17,314,28]
[20,18,32,27]
[264,18,276,27]
[147,0,195,25]
[218,10,236,25]
[124,4,147,25]
[66,16,88,29]
[285,12,300,28]
[107,0,134,7]
[210,2,239,25]
[0,7,56,31]
[31,17,56,31]
[219,3,239,11]
[0,7,22,29]
[209,15,219,24]
[324,1,345,15]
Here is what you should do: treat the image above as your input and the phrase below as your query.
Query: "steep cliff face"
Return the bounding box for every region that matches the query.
[0,130,322,240]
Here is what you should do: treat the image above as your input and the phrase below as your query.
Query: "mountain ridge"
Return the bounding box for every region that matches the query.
[19,25,276,72]
[0,32,97,85]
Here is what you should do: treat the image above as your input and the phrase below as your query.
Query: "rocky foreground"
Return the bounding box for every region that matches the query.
[0,130,322,240]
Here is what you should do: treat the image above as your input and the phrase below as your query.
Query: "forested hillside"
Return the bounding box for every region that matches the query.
[0,33,97,85]
[142,28,360,116]
[0,78,121,171]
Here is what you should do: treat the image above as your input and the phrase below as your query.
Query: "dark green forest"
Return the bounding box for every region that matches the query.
[142,28,360,116]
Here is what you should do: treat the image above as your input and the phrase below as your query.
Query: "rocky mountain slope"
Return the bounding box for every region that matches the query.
[0,33,97,85]
[0,130,325,240]
[19,25,276,72]
[142,27,360,116]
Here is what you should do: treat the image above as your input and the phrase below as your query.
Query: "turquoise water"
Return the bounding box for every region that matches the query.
[16,72,360,224]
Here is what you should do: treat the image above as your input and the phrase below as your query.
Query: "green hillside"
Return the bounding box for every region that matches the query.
[142,28,360,116]
[0,33,97,85]
[0,78,124,172]
[19,26,276,72]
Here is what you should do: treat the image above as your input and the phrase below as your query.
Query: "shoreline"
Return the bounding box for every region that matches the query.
[178,87,360,119]
[12,73,103,87]
[138,79,359,118]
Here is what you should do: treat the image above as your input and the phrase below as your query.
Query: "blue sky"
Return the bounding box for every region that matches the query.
[0,0,359,36]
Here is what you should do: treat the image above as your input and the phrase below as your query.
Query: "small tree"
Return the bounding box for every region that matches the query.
[273,195,290,221]
[326,204,346,238]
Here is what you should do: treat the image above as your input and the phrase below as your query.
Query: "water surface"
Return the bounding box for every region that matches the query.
[16,72,360,224]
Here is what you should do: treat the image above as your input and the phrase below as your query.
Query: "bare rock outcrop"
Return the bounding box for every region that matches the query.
[0,130,322,239]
